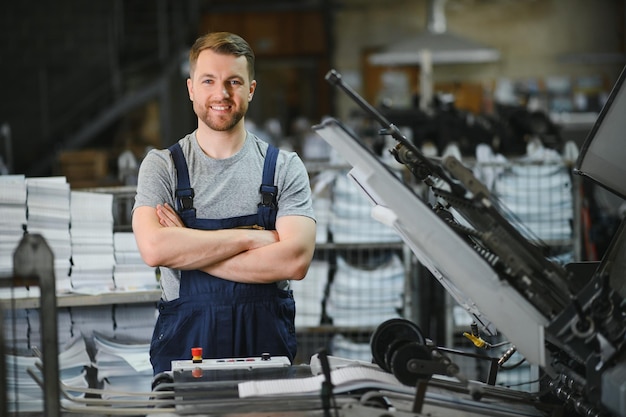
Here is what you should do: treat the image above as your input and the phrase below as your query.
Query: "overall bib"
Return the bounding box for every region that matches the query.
[149,142,297,375]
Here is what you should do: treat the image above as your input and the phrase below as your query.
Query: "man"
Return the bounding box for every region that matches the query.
[132,31,316,375]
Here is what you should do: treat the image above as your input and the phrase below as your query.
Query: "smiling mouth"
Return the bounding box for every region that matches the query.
[210,103,232,111]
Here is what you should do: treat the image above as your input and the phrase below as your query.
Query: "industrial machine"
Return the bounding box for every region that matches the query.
[311,66,626,417]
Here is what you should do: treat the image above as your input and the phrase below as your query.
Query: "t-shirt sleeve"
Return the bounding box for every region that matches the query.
[276,152,316,222]
[133,148,176,213]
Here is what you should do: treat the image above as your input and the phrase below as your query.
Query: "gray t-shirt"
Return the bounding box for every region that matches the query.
[133,131,315,301]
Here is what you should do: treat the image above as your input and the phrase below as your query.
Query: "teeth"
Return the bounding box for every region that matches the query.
[212,105,228,110]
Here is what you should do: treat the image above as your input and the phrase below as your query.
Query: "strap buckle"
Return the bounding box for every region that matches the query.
[176,188,195,210]
[259,184,278,209]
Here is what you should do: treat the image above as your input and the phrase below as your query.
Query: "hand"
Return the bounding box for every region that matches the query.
[156,203,185,228]
[247,229,279,250]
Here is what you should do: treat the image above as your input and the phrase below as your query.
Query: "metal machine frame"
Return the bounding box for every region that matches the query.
[314,69,626,417]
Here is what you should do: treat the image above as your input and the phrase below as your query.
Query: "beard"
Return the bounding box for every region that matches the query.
[195,100,247,132]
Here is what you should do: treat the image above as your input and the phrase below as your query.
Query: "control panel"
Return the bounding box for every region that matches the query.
[171,351,291,372]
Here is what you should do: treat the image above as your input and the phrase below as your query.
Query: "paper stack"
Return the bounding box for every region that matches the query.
[5,353,48,413]
[71,305,115,340]
[58,335,93,397]
[2,308,29,351]
[330,334,372,362]
[0,175,27,280]
[494,162,573,242]
[69,191,116,294]
[93,333,153,400]
[329,172,401,244]
[5,335,91,413]
[310,171,335,244]
[113,303,157,342]
[113,232,158,291]
[325,252,404,327]
[238,363,410,398]
[291,259,328,327]
[27,307,74,349]
[25,177,72,293]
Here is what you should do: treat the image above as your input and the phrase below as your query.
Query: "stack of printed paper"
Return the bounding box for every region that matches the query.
[325,252,404,327]
[5,335,91,413]
[71,305,114,339]
[27,307,74,349]
[330,334,372,362]
[25,177,72,293]
[93,333,153,400]
[0,175,27,278]
[0,175,28,298]
[113,303,157,342]
[113,232,157,291]
[291,259,328,327]
[2,308,29,351]
[69,191,115,294]
[329,172,401,244]
[310,171,335,243]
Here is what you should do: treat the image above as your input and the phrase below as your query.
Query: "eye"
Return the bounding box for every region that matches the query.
[229,80,243,86]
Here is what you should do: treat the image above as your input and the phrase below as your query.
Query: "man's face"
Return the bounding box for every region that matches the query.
[187,49,256,132]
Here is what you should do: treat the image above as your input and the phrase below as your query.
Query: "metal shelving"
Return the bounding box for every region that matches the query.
[0,290,160,310]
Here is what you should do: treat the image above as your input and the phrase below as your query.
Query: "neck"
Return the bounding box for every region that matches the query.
[195,123,247,159]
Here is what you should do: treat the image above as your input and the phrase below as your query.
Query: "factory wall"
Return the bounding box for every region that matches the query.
[332,0,625,119]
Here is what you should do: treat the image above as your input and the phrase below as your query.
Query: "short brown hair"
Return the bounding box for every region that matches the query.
[188,32,255,81]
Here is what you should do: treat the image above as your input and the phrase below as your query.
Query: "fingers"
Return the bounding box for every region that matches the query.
[156,203,185,228]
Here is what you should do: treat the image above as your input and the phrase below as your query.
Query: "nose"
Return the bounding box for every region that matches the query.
[221,85,230,98]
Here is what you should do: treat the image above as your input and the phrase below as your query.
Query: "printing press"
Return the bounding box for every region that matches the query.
[309,66,626,417]
[7,65,626,417]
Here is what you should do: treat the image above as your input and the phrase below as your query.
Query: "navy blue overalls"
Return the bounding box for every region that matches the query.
[149,142,297,375]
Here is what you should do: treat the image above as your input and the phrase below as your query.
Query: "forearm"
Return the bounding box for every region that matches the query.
[143,227,251,270]
[132,206,277,270]
[203,239,312,283]
[202,216,317,284]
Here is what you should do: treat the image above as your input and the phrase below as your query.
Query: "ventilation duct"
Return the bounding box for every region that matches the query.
[369,0,500,66]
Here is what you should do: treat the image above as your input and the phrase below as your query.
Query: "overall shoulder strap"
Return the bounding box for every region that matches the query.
[168,143,196,217]
[257,144,279,229]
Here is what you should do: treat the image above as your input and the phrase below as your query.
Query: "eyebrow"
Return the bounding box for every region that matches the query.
[197,72,245,82]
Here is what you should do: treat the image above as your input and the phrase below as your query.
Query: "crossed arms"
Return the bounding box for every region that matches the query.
[132,203,316,284]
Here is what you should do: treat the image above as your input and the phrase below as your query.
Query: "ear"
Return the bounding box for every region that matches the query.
[248,80,257,102]
[186,78,194,101]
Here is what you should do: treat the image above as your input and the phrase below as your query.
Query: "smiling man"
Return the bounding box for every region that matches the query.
[131,32,317,375]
